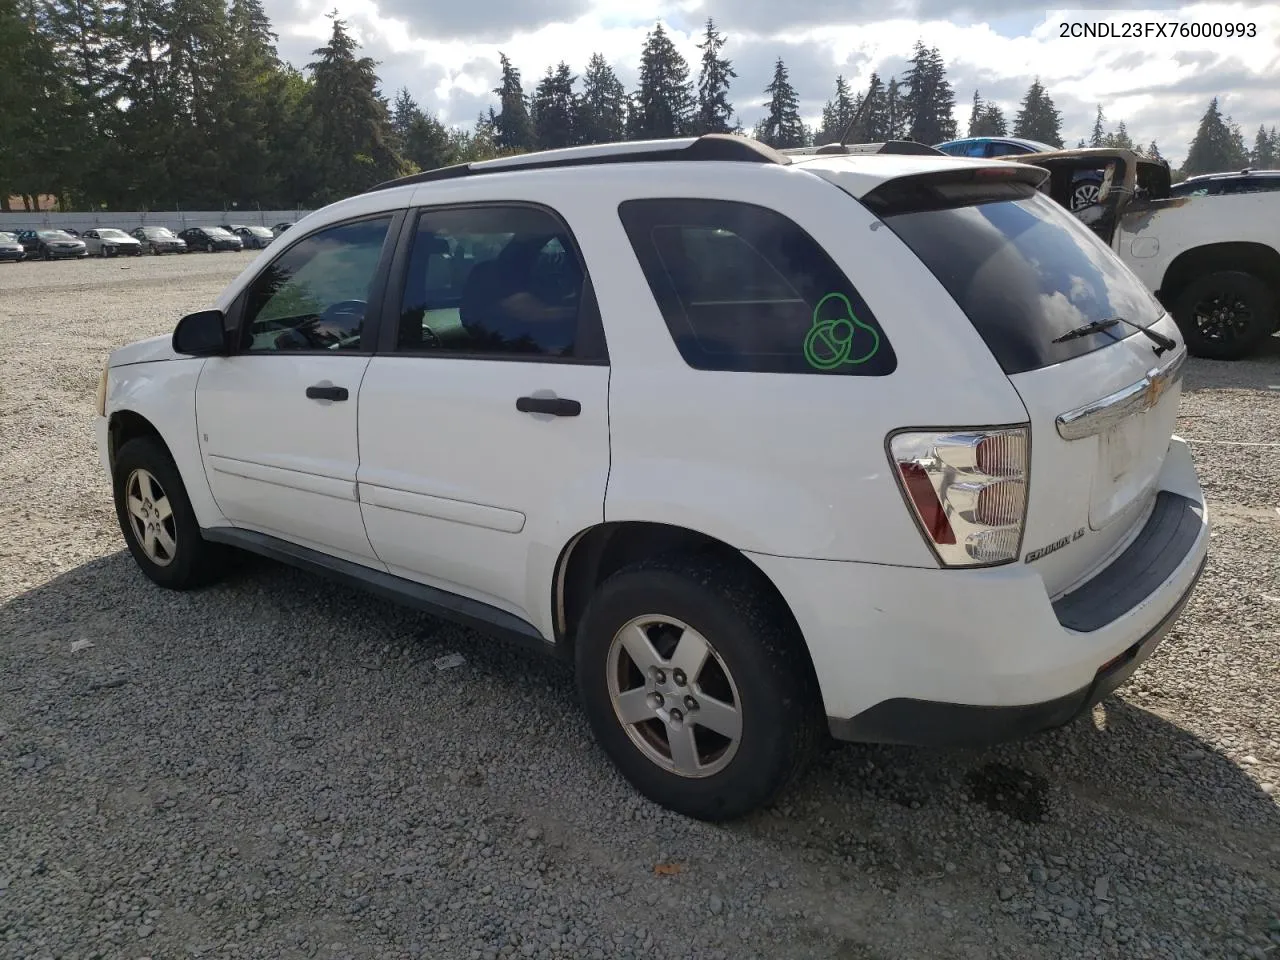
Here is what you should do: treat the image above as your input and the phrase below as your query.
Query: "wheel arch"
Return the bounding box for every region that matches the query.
[107,408,172,470]
[1157,241,1280,316]
[551,520,825,710]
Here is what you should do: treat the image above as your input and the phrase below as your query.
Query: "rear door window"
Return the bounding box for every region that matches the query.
[871,186,1164,374]
[617,198,896,376]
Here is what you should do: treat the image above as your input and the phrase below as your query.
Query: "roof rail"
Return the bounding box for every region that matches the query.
[792,140,945,157]
[366,134,789,193]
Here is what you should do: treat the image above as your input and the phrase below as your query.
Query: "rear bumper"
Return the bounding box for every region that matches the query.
[747,436,1209,746]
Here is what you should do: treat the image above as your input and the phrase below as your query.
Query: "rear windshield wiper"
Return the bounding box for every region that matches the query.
[1052,317,1176,355]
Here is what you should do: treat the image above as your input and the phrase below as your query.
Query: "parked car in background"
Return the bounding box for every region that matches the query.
[935,136,1107,210]
[1004,146,1280,360]
[179,226,243,252]
[231,225,275,249]
[17,229,87,260]
[0,231,25,262]
[1170,168,1280,197]
[271,222,293,237]
[96,134,1207,822]
[83,228,144,257]
[131,226,187,254]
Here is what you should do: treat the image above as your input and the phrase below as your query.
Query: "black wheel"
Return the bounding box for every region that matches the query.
[575,556,821,821]
[1173,270,1277,361]
[112,436,228,589]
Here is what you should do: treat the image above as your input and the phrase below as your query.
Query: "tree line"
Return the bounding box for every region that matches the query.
[2,2,1275,212]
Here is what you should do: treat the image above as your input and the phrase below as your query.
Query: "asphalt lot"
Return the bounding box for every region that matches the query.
[1,253,1277,960]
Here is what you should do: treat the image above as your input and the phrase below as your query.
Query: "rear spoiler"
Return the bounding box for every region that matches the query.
[860,163,1049,217]
[782,140,945,158]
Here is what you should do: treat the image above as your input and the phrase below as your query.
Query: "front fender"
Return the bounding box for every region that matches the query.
[105,357,225,529]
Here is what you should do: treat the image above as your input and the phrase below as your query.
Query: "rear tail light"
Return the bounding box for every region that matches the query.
[888,426,1029,567]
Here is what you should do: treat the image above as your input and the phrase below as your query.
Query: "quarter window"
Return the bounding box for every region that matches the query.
[617,198,896,376]
[239,217,392,353]
[394,205,598,360]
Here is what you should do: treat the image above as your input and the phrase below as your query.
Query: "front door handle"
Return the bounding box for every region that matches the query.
[306,384,349,402]
[516,395,581,417]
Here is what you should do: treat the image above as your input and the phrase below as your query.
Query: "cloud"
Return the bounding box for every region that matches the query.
[261,0,1280,167]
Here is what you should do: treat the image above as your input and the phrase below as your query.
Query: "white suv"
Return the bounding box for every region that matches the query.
[96,135,1209,821]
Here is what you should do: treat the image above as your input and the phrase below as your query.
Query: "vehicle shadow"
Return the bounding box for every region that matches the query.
[2,550,1277,958]
[1182,332,1280,393]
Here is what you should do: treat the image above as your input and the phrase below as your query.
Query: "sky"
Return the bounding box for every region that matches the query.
[261,0,1280,167]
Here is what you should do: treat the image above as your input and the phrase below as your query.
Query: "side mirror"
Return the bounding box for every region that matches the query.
[172,309,229,356]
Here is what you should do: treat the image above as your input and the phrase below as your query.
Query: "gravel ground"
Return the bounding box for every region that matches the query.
[1,254,1277,960]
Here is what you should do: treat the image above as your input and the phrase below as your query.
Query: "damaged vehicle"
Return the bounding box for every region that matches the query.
[1004,147,1280,360]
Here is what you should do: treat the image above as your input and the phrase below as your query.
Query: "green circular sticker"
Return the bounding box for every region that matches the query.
[804,293,881,371]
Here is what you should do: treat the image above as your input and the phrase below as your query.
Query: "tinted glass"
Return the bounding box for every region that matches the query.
[985,142,1025,157]
[937,143,967,156]
[880,190,1164,375]
[395,205,591,358]
[1169,181,1210,197]
[241,217,391,353]
[1220,177,1280,194]
[618,198,896,376]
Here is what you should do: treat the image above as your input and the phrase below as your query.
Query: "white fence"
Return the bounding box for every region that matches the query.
[0,209,314,234]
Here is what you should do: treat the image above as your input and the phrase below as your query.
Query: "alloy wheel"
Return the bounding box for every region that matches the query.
[125,468,178,566]
[1192,292,1254,343]
[605,614,743,778]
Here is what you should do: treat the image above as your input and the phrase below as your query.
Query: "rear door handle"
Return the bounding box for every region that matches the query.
[306,384,349,402]
[516,395,581,417]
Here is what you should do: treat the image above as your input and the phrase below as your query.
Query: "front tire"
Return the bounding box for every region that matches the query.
[575,557,821,821]
[112,436,227,589]
[1173,270,1277,361]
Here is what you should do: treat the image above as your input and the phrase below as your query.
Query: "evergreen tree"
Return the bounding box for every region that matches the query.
[390,88,453,172]
[305,14,403,203]
[817,75,857,144]
[860,72,887,141]
[1184,98,1248,175]
[1012,78,1062,146]
[694,17,735,134]
[967,92,1006,137]
[903,42,956,144]
[628,22,695,139]
[1146,141,1162,162]
[1089,105,1106,147]
[1105,122,1136,150]
[884,76,906,140]
[575,52,628,144]
[492,52,534,152]
[754,57,806,148]
[967,90,983,137]
[1251,125,1274,167]
[530,61,578,149]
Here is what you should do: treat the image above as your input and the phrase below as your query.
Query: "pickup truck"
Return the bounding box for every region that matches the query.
[1005,147,1280,360]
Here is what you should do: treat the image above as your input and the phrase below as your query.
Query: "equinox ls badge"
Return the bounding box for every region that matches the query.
[1025,527,1086,563]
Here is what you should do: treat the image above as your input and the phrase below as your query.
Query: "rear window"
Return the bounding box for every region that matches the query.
[875,189,1164,374]
[617,198,896,376]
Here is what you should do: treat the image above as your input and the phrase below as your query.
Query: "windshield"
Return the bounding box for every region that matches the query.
[144,227,176,238]
[248,226,273,237]
[205,228,233,238]
[99,229,130,239]
[880,190,1164,375]
[38,230,74,241]
[0,232,15,243]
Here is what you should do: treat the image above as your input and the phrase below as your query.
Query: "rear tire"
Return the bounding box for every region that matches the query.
[575,556,821,821]
[1173,270,1276,361]
[112,436,228,590]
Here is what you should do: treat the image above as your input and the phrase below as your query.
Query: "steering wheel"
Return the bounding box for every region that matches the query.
[321,300,367,322]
